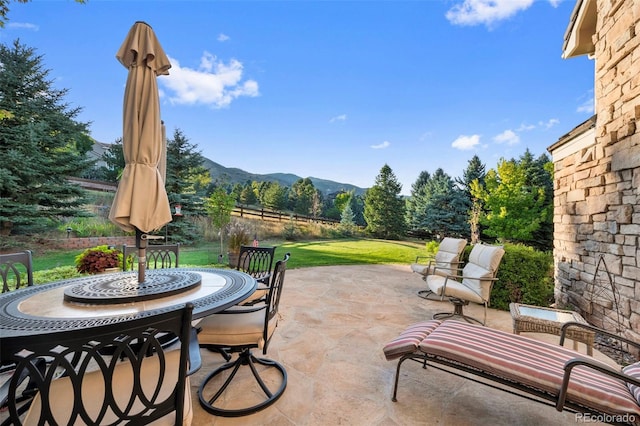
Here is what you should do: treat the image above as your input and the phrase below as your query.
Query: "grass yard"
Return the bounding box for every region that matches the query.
[28,238,430,284]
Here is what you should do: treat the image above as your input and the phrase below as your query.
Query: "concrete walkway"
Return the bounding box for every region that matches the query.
[190,264,604,425]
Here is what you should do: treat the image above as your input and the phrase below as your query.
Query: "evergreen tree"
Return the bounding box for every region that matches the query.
[262,182,288,211]
[409,169,469,238]
[338,202,356,236]
[0,40,92,235]
[406,171,430,232]
[164,128,210,243]
[289,178,316,215]
[239,183,257,206]
[97,138,125,183]
[519,150,554,250]
[364,164,406,239]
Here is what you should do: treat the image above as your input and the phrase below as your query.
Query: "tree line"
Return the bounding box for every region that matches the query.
[0,39,554,251]
[368,151,553,250]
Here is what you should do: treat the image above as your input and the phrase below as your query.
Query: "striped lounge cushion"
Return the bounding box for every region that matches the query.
[418,321,640,419]
[383,320,442,361]
[623,362,640,404]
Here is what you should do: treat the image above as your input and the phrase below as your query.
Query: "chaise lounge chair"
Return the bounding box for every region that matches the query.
[383,320,640,425]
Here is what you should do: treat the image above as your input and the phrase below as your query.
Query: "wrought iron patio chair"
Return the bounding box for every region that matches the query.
[1,250,34,293]
[197,253,290,417]
[122,243,180,271]
[234,245,276,305]
[2,303,201,425]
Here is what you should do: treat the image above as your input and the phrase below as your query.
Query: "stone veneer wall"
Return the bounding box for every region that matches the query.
[50,236,136,250]
[553,0,640,340]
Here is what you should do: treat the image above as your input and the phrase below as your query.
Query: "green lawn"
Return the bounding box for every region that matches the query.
[32,238,429,273]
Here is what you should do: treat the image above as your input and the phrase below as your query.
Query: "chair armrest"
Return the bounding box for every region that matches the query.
[218,305,267,314]
[556,357,640,411]
[414,255,434,264]
[560,322,640,354]
[187,327,202,376]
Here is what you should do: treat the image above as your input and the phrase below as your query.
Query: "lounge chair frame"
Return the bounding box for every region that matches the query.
[387,320,640,425]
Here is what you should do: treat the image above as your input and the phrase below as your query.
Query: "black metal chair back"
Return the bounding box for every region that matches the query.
[3,303,198,425]
[0,250,34,293]
[197,253,290,416]
[236,245,276,283]
[122,243,180,271]
[262,253,289,354]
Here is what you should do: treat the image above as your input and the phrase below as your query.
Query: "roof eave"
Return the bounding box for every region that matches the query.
[562,0,597,59]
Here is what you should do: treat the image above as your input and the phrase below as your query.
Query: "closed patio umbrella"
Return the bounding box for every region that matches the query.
[109,21,172,283]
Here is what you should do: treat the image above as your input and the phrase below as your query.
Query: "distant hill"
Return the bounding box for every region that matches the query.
[202,157,367,196]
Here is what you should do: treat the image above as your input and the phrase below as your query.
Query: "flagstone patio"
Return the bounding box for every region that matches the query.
[189,264,607,425]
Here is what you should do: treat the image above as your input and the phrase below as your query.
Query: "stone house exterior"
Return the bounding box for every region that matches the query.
[548,0,640,340]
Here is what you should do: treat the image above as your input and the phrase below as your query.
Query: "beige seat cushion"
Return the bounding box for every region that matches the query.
[427,244,504,303]
[25,349,191,426]
[411,238,466,277]
[197,309,277,349]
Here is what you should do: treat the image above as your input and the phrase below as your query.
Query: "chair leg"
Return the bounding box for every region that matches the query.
[198,348,287,417]
[432,298,484,325]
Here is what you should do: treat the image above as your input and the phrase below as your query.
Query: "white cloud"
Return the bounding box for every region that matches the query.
[6,22,38,31]
[371,141,390,149]
[162,53,259,108]
[217,33,230,42]
[539,118,560,129]
[329,114,347,123]
[446,0,534,27]
[493,129,520,145]
[577,97,594,114]
[516,123,536,132]
[451,134,481,150]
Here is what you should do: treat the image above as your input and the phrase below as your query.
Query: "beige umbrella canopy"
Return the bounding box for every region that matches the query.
[109,21,172,282]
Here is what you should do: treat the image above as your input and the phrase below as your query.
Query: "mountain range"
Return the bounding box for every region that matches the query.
[90,141,367,195]
[202,157,367,196]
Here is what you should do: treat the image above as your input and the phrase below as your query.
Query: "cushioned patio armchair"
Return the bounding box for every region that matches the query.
[427,243,504,325]
[411,238,467,300]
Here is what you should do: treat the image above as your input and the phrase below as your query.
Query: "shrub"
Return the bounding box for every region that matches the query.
[491,243,554,311]
[227,220,252,253]
[75,245,123,274]
[282,217,297,241]
[60,217,125,238]
[34,266,82,284]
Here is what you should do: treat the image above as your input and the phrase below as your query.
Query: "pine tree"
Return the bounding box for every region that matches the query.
[163,128,210,243]
[364,164,406,239]
[408,169,469,239]
[97,138,125,183]
[0,40,92,235]
[339,202,356,236]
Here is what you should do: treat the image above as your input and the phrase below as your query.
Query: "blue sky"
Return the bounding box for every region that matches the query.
[2,0,593,194]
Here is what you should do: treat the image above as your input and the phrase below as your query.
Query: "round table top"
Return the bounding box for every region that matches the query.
[0,267,256,358]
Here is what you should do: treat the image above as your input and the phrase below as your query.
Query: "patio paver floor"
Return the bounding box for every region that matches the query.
[190,264,606,425]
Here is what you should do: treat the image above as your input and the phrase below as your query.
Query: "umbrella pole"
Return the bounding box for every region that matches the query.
[135,228,146,283]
